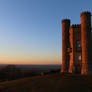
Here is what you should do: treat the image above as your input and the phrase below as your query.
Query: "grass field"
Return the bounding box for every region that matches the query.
[0,73,92,92]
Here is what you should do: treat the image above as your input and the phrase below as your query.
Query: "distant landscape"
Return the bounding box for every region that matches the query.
[0,64,61,82]
[0,64,61,71]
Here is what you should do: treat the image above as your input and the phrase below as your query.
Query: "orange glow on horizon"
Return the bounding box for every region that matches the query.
[0,56,61,64]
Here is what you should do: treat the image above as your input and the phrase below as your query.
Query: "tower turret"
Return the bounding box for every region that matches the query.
[81,11,92,75]
[61,19,70,72]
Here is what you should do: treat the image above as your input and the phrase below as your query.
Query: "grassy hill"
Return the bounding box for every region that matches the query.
[0,73,92,92]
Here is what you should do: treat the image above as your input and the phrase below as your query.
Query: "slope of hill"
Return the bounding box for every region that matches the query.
[0,73,92,92]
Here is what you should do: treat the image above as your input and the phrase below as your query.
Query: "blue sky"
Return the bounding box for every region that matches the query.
[0,0,91,64]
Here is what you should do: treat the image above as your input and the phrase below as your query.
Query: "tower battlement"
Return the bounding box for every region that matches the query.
[80,11,91,16]
[62,19,70,22]
[70,24,81,28]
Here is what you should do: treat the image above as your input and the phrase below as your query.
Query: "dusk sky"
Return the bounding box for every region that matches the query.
[0,0,92,64]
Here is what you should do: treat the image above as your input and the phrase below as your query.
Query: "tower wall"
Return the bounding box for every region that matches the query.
[69,25,81,73]
[81,12,91,75]
[61,19,70,72]
[68,26,74,73]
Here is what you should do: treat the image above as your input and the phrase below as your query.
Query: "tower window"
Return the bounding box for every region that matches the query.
[76,41,81,48]
[78,55,81,61]
[91,27,92,33]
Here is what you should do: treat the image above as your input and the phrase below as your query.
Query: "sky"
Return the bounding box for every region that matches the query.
[0,0,92,64]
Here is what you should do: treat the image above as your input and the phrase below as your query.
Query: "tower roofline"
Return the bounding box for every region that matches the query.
[80,11,91,16]
[70,24,81,28]
[62,19,70,23]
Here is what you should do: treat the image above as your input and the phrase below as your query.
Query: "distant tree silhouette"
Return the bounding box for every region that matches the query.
[0,65,22,81]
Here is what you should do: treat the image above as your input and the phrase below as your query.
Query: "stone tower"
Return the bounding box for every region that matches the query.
[61,11,92,75]
[81,12,92,75]
[61,19,70,72]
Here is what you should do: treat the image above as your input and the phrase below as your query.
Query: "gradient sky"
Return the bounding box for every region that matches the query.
[0,0,92,64]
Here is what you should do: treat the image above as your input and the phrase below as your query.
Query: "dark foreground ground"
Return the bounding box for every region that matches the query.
[0,73,92,92]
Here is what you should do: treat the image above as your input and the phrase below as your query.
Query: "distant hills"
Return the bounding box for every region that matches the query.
[0,64,61,72]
